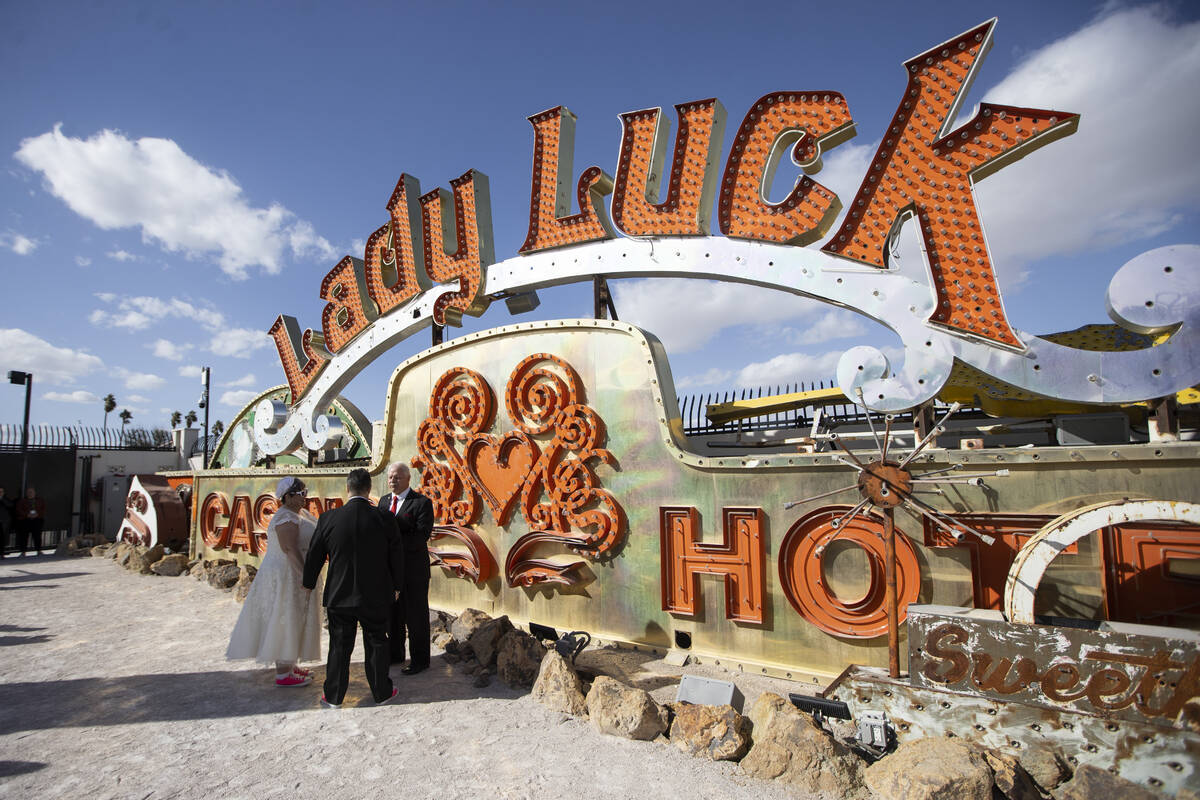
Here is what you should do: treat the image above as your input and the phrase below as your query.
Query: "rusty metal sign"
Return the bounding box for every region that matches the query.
[907,604,1200,727]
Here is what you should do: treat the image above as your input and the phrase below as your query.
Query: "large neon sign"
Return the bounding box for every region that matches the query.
[258,18,1198,461]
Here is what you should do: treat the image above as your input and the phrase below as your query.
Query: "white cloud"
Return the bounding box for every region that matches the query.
[89,294,226,333]
[125,394,151,403]
[224,373,257,387]
[151,338,191,361]
[75,255,92,267]
[114,367,166,391]
[975,6,1200,274]
[730,350,844,388]
[613,279,821,353]
[676,349,844,393]
[220,389,259,408]
[107,249,138,262]
[778,309,868,346]
[44,390,100,404]
[1,232,37,255]
[179,365,203,378]
[0,329,103,384]
[14,125,337,279]
[210,327,271,358]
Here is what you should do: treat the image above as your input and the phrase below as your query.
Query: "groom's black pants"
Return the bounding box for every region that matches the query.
[324,606,393,704]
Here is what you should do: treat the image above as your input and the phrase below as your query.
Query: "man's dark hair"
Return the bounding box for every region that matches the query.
[346,468,372,494]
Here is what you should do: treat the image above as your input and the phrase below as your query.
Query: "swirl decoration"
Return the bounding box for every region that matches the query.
[413,354,623,587]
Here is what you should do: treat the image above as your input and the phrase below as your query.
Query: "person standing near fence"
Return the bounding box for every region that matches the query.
[0,488,13,557]
[15,487,45,556]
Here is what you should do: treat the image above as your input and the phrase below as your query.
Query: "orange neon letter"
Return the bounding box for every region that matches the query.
[660,506,765,624]
[268,314,330,404]
[364,174,429,316]
[319,256,377,354]
[419,169,495,327]
[719,92,855,245]
[520,106,616,254]
[200,492,231,550]
[820,20,1078,347]
[611,99,726,236]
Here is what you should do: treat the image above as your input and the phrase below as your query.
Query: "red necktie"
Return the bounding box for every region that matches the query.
[391,495,399,514]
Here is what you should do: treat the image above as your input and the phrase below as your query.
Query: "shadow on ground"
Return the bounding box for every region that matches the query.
[0,661,525,735]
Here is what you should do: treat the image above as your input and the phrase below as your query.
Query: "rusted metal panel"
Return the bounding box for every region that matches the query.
[825,665,1200,796]
[907,605,1200,728]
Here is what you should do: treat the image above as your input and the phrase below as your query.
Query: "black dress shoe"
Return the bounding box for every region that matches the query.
[400,664,428,675]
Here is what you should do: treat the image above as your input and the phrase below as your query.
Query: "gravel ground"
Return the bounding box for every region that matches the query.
[0,554,826,800]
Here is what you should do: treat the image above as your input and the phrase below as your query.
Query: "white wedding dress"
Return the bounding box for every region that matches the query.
[225,507,322,665]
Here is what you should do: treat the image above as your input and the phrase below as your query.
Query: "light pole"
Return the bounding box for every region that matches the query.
[199,367,211,468]
[7,371,32,495]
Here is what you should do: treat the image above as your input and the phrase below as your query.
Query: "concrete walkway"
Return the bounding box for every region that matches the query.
[0,555,813,799]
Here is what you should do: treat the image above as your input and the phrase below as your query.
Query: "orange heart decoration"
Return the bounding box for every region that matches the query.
[464,431,536,524]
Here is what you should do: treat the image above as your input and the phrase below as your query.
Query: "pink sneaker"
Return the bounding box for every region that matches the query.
[275,673,312,688]
[292,667,311,677]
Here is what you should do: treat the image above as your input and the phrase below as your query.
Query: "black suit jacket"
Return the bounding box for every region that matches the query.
[379,490,434,555]
[302,496,405,612]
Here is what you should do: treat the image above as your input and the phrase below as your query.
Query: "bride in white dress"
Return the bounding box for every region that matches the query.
[226,476,322,686]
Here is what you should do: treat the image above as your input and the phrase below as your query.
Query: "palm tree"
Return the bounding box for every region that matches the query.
[185,410,198,428]
[212,419,225,438]
[119,409,132,442]
[170,410,182,429]
[103,394,117,429]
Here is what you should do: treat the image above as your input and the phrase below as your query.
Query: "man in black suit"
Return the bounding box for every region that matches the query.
[303,468,406,707]
[379,462,435,674]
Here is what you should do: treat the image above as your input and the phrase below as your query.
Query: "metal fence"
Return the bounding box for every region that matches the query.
[0,424,174,451]
[675,381,975,436]
[676,380,872,436]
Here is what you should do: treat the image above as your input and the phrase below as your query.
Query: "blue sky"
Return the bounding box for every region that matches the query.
[2,1,1198,431]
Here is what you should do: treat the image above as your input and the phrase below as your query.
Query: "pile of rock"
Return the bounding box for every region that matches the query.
[437,607,547,689]
[52,533,110,556]
[94,540,258,601]
[188,559,257,600]
[518,648,1167,800]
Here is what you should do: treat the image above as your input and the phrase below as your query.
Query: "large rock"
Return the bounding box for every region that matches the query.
[740,693,867,799]
[132,543,165,574]
[53,536,92,556]
[449,608,494,644]
[208,563,241,590]
[531,651,587,715]
[189,561,208,580]
[90,544,112,558]
[467,615,514,667]
[586,676,668,741]
[106,542,124,560]
[864,737,992,800]
[113,542,135,567]
[150,553,190,577]
[496,629,546,689]
[982,749,1042,800]
[1055,765,1161,800]
[1019,747,1069,793]
[670,703,751,761]
[233,565,257,601]
[430,610,454,636]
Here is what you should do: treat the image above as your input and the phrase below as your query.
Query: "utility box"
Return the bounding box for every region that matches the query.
[98,474,130,540]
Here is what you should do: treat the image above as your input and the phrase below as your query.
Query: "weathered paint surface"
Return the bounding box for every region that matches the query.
[908,605,1200,726]
[826,664,1200,796]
